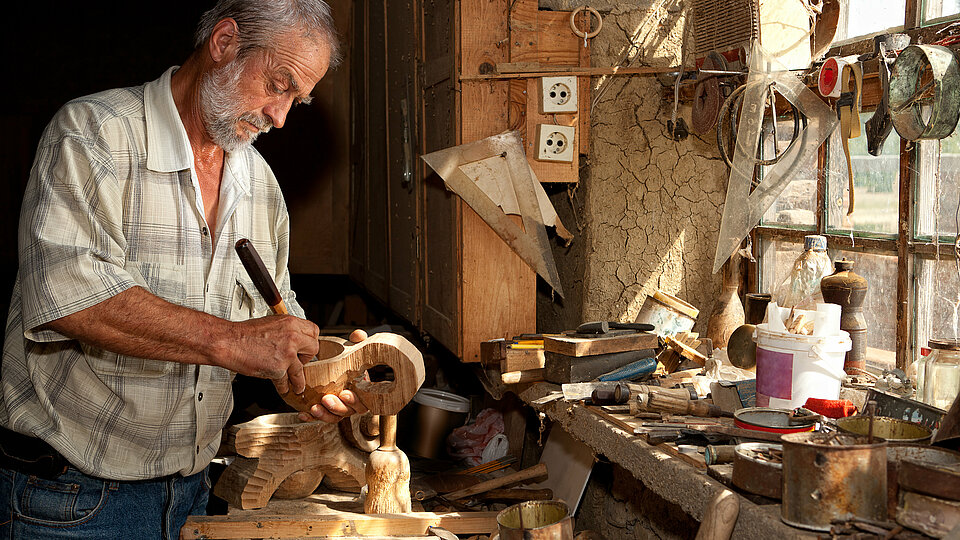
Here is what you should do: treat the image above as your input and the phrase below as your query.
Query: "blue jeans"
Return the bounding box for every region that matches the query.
[0,465,209,540]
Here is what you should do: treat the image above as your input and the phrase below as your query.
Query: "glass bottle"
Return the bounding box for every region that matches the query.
[774,235,832,309]
[923,339,960,410]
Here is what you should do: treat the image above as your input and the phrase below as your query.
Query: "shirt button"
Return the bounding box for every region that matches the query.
[205,284,209,293]
[201,226,209,236]
[198,392,203,401]
[196,446,200,454]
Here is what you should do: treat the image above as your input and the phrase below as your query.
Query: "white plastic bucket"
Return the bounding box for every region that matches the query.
[753,324,851,409]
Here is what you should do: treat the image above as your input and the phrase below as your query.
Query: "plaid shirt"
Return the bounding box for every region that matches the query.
[1,67,304,480]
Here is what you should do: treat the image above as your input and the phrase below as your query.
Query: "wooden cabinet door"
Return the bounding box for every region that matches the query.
[386,0,421,323]
[419,0,461,355]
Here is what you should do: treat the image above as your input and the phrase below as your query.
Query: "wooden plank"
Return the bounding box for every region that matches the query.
[577,20,591,155]
[501,347,546,372]
[896,138,913,370]
[460,0,535,363]
[462,65,678,80]
[544,332,659,357]
[181,512,499,539]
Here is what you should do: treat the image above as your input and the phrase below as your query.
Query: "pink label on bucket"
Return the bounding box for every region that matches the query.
[756,348,793,400]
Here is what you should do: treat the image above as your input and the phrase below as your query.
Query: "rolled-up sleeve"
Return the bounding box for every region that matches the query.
[18,111,138,342]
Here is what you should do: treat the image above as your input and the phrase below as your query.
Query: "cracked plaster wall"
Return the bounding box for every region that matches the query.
[539,0,728,333]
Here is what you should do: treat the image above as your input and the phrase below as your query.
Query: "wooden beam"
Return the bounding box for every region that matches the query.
[462,65,679,80]
[181,512,499,539]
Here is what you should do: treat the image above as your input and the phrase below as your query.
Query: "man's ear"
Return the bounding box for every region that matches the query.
[208,18,239,64]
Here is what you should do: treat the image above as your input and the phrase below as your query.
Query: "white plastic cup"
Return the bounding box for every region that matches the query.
[813,303,841,337]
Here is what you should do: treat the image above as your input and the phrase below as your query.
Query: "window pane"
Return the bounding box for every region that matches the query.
[826,116,901,235]
[916,127,960,240]
[914,255,960,365]
[824,250,899,364]
[834,0,905,42]
[758,238,805,296]
[923,0,960,24]
[761,117,817,228]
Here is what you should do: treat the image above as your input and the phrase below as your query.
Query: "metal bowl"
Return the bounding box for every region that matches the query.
[836,415,932,444]
[734,407,817,434]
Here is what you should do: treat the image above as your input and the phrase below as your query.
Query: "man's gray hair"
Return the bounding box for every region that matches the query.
[195,0,341,67]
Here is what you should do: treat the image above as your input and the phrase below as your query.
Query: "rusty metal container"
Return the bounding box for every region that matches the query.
[497,500,573,540]
[781,432,887,531]
[886,444,960,518]
[836,415,932,444]
[732,442,783,499]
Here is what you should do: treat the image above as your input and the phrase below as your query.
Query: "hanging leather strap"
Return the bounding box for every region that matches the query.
[837,60,863,216]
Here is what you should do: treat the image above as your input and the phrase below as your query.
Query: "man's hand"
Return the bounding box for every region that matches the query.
[227,315,321,395]
[298,329,369,423]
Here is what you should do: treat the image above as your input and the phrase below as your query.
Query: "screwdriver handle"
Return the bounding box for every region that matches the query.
[235,238,287,314]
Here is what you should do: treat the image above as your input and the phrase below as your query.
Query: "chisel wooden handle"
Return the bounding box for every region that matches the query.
[443,463,548,501]
[235,238,287,315]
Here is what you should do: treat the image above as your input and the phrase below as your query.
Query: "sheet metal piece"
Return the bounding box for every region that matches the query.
[421,131,564,296]
[889,44,960,141]
[713,43,839,273]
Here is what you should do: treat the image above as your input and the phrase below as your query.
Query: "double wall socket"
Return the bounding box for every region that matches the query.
[539,76,578,114]
[536,124,575,162]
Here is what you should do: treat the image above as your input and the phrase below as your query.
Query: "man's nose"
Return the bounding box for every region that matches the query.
[264,99,291,129]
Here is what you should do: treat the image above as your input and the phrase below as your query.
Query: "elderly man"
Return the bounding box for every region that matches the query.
[0,1,356,537]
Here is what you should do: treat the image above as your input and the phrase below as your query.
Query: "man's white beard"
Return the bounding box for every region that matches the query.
[199,59,273,152]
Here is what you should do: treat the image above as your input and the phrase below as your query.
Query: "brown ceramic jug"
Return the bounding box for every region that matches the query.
[819,259,868,374]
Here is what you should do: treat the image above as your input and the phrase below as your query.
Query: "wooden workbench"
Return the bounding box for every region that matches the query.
[517,383,816,539]
[181,492,499,539]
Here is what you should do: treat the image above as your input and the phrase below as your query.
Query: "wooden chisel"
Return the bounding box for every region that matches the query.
[235,238,287,315]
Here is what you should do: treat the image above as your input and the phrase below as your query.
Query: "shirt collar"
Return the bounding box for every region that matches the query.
[143,67,251,194]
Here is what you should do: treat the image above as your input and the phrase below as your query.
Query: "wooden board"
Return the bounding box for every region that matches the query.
[530,426,595,513]
[501,347,546,372]
[181,511,499,539]
[460,0,536,363]
[544,332,659,357]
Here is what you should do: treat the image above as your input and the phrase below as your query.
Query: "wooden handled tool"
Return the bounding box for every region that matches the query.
[364,414,412,514]
[442,463,548,501]
[694,488,740,540]
[235,239,287,314]
[647,390,724,418]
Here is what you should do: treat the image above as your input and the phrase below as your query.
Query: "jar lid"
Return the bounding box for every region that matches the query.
[804,235,827,251]
[928,338,960,351]
[834,258,855,271]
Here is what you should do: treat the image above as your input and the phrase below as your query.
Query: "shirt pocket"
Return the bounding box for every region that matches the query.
[232,275,269,321]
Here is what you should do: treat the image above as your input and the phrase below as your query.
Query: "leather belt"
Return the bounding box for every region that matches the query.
[835,58,863,216]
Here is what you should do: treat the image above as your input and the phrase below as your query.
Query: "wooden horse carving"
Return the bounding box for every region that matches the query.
[279,333,425,416]
[214,332,425,510]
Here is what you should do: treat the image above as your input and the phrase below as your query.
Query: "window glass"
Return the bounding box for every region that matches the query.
[824,250,899,365]
[826,115,901,235]
[923,0,960,24]
[834,0,906,42]
[914,255,960,364]
[758,238,804,296]
[760,117,818,228]
[916,127,960,240]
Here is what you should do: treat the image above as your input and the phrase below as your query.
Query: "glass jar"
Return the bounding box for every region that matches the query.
[922,339,960,410]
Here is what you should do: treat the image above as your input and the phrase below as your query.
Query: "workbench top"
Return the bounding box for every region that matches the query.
[517,382,816,539]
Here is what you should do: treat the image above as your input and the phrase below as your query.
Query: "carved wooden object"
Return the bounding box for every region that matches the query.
[279,333,425,416]
[363,414,412,514]
[214,413,369,510]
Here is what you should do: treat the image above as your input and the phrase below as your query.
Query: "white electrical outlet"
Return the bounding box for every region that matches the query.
[539,76,579,114]
[536,124,575,162]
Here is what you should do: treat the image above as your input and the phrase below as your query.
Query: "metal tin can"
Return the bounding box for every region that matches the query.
[781,432,887,531]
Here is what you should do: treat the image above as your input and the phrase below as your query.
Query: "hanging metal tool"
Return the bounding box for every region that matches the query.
[889,44,960,141]
[864,34,911,156]
[716,83,806,171]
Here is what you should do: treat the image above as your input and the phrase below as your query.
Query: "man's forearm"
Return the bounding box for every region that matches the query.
[41,286,234,368]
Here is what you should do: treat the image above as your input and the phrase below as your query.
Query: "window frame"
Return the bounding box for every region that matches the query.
[747,9,960,370]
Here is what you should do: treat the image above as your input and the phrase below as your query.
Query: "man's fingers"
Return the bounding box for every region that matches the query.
[348,329,367,343]
[287,361,306,395]
[338,390,368,415]
[273,377,289,395]
[307,402,343,423]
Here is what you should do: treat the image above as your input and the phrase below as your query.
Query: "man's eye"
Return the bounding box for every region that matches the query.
[270,82,284,94]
